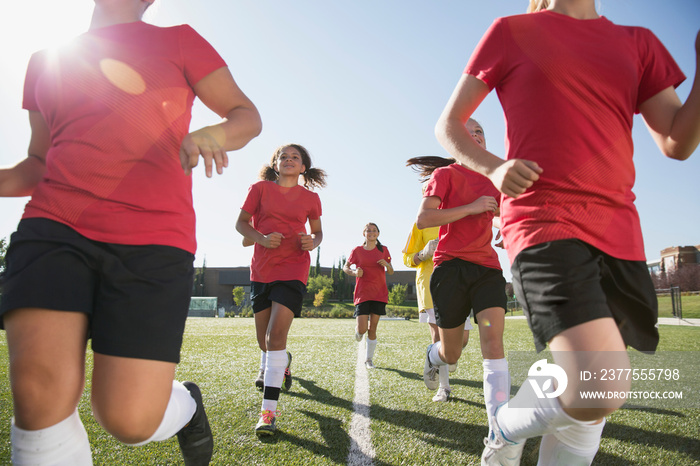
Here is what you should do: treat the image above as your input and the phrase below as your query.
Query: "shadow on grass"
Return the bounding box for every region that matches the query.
[283,376,699,464]
[291,376,354,411]
[604,421,700,462]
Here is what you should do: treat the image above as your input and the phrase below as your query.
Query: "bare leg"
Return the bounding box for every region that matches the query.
[5,308,88,430]
[91,355,177,444]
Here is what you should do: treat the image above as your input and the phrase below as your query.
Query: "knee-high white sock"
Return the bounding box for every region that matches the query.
[11,410,92,465]
[483,358,510,437]
[128,380,196,446]
[259,351,267,371]
[438,362,450,389]
[262,349,287,412]
[428,341,447,366]
[497,383,580,442]
[537,418,606,466]
[366,338,377,360]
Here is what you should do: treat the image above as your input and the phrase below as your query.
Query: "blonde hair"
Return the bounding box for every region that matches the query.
[527,0,550,12]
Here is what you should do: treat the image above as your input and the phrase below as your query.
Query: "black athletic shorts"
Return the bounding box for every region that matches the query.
[354,300,387,317]
[0,218,194,363]
[511,239,659,353]
[251,280,305,317]
[430,258,507,329]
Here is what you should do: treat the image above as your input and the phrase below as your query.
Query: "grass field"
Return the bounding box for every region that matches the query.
[0,318,698,465]
[657,294,700,319]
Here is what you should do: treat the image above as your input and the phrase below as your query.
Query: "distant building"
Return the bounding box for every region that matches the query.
[193,265,417,312]
[648,245,700,275]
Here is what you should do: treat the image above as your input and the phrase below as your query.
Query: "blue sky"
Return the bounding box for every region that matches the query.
[1,1,699,281]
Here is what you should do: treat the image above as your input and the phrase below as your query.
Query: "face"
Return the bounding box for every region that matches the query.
[363,224,380,242]
[275,146,306,176]
[466,119,486,149]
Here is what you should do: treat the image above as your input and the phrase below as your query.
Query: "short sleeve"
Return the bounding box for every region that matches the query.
[308,192,322,220]
[22,50,48,111]
[464,18,507,90]
[424,166,450,202]
[347,247,358,266]
[636,28,686,111]
[384,247,392,263]
[178,25,227,88]
[241,182,262,217]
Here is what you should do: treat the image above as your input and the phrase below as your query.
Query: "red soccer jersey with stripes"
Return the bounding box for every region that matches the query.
[464,10,685,263]
[21,21,226,253]
[424,163,501,270]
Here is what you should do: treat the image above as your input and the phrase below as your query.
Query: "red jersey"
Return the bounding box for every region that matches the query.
[464,11,685,263]
[242,181,322,284]
[21,22,226,254]
[424,164,501,270]
[347,245,392,305]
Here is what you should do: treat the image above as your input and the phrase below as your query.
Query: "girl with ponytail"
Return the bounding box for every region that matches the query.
[236,143,325,436]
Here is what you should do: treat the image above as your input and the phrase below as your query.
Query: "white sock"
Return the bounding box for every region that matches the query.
[497,384,580,442]
[259,351,267,371]
[537,419,606,466]
[262,350,287,412]
[483,358,510,437]
[128,380,197,446]
[11,410,93,465]
[428,341,446,366]
[366,338,377,360]
[438,363,450,389]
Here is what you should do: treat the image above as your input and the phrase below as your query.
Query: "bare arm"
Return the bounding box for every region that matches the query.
[639,31,700,161]
[0,111,49,197]
[378,258,394,275]
[235,209,283,249]
[180,67,263,177]
[299,218,323,251]
[435,74,542,198]
[343,260,362,278]
[416,195,497,230]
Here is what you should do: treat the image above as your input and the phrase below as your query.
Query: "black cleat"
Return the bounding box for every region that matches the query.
[177,382,213,466]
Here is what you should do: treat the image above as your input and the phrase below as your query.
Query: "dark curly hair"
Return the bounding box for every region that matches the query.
[259,143,327,190]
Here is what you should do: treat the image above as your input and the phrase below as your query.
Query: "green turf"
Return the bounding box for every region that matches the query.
[657,294,700,319]
[0,318,698,465]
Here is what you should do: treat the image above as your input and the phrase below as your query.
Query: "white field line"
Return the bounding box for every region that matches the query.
[346,340,375,466]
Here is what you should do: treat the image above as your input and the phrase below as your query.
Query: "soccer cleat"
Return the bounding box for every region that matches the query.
[423,343,439,390]
[282,351,293,391]
[254,369,264,390]
[365,359,375,369]
[255,410,279,436]
[177,382,213,466]
[432,387,451,402]
[481,406,525,466]
[448,362,458,373]
[355,327,363,342]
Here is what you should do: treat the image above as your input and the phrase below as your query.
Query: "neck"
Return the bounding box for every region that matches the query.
[90,4,144,30]
[548,0,599,19]
[364,240,377,249]
[275,174,300,188]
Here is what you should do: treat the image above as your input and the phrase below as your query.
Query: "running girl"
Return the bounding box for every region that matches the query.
[236,143,325,436]
[412,118,511,434]
[402,189,472,402]
[435,0,700,464]
[343,223,394,369]
[0,0,261,464]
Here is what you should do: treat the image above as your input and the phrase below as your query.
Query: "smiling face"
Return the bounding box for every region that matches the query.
[363,223,380,243]
[466,119,486,149]
[274,146,306,177]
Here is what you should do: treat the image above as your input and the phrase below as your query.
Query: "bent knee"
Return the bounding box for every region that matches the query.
[441,349,462,365]
[93,403,163,444]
